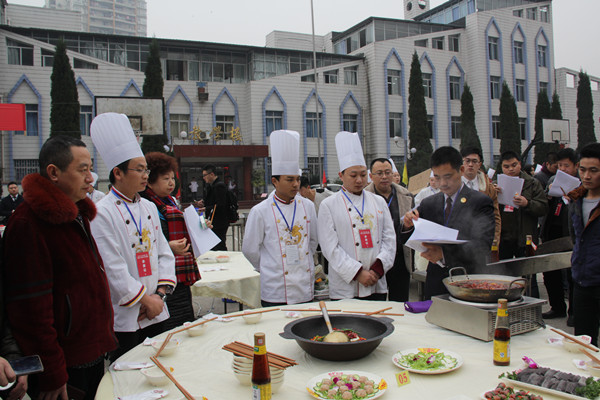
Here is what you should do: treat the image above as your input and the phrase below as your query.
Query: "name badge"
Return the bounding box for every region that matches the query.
[359,229,373,249]
[554,203,562,216]
[504,205,514,212]
[285,244,300,265]
[136,251,152,277]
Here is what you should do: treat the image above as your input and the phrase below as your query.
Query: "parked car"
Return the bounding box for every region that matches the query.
[311,183,342,193]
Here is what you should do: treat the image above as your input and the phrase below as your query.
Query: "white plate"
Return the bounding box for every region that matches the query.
[306,370,387,400]
[501,377,588,400]
[480,384,545,400]
[392,348,463,375]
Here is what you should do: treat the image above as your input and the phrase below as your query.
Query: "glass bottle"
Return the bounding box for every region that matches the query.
[251,332,271,400]
[525,235,537,257]
[493,298,510,366]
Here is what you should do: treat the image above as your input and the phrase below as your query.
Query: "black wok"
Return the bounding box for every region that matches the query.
[279,314,394,361]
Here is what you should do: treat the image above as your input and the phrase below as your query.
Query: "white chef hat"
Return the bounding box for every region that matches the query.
[388,158,398,173]
[90,171,99,186]
[367,169,372,183]
[335,131,366,172]
[90,113,144,171]
[270,130,300,176]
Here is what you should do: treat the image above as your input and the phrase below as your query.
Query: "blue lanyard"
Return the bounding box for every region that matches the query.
[387,192,395,208]
[112,189,143,245]
[274,197,297,237]
[342,188,365,223]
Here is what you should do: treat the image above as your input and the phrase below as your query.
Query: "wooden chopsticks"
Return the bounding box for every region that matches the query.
[222,341,297,370]
[282,308,342,312]
[226,308,280,318]
[150,356,194,400]
[155,317,218,357]
[365,307,392,315]
[581,348,600,365]
[550,328,600,352]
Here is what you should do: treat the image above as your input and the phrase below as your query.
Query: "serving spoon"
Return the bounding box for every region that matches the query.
[319,301,349,343]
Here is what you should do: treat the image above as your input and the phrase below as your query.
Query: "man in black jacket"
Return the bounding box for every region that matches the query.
[0,183,24,224]
[202,165,229,250]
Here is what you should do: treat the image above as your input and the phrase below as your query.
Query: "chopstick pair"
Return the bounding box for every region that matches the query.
[550,328,600,352]
[150,356,195,400]
[226,308,280,318]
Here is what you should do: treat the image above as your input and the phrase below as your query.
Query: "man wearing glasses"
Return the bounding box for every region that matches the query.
[365,158,414,301]
[90,113,175,361]
[460,147,501,259]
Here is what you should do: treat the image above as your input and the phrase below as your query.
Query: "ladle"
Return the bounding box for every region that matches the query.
[319,301,349,343]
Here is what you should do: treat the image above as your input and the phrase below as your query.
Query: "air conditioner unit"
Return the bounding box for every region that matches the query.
[198,90,209,102]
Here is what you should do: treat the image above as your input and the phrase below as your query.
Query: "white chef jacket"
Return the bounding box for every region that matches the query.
[91,188,176,332]
[242,192,318,304]
[318,188,396,299]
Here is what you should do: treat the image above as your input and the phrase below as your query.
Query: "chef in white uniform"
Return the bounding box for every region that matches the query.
[90,113,176,361]
[242,130,318,306]
[318,131,396,300]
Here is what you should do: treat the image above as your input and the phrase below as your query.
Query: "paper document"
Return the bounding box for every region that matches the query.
[487,168,496,180]
[535,164,543,174]
[405,218,467,253]
[183,205,222,258]
[497,174,525,208]
[548,170,580,197]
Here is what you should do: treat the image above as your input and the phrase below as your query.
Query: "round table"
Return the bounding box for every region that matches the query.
[97,299,587,400]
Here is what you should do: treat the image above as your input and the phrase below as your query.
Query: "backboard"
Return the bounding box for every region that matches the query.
[542,119,570,144]
[94,97,165,136]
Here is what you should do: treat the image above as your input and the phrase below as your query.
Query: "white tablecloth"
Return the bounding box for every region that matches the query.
[97,300,588,400]
[191,251,260,308]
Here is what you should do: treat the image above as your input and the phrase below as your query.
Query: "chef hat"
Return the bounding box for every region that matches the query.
[91,171,99,186]
[270,130,300,176]
[388,158,398,173]
[430,170,434,178]
[335,131,366,172]
[90,113,144,171]
[367,169,372,183]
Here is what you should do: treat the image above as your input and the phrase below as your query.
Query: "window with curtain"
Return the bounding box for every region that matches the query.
[451,117,461,139]
[490,76,501,99]
[7,39,33,66]
[215,115,234,139]
[389,112,402,138]
[516,79,526,102]
[488,37,499,61]
[388,69,401,95]
[306,112,322,138]
[537,45,547,67]
[15,104,39,136]
[80,105,93,136]
[265,111,283,136]
[342,114,358,133]
[449,76,461,100]
[170,114,190,138]
[422,73,433,98]
[513,41,524,64]
[344,66,358,85]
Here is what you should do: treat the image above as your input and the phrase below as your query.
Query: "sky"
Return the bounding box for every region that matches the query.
[7,0,600,77]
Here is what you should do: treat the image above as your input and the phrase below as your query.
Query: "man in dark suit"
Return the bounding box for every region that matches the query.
[0,182,24,224]
[201,164,229,250]
[402,147,495,299]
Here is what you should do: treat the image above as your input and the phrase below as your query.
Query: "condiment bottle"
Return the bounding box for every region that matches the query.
[251,332,271,400]
[493,298,510,366]
[490,241,499,263]
[525,235,537,257]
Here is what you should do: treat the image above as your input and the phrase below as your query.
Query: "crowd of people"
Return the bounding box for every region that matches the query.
[0,113,597,400]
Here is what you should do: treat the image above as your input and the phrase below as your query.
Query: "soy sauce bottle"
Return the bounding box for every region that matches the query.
[493,298,510,366]
[251,333,271,399]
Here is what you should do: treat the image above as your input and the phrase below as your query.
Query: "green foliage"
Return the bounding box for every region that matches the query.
[142,38,167,154]
[459,84,483,161]
[499,82,521,160]
[407,51,433,176]
[550,91,563,120]
[533,90,557,165]
[576,70,597,151]
[50,39,80,138]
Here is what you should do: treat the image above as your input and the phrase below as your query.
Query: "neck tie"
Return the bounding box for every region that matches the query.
[469,181,475,190]
[445,197,453,223]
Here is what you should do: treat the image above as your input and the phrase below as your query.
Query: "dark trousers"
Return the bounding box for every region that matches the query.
[27,358,104,400]
[355,293,387,301]
[573,282,600,346]
[261,299,313,308]
[386,261,411,302]
[499,239,539,297]
[424,263,449,300]
[211,225,228,251]
[110,322,166,362]
[543,269,567,315]
[163,283,195,331]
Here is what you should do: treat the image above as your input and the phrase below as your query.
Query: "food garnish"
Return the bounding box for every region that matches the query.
[397,349,457,371]
[483,382,543,400]
[313,373,380,399]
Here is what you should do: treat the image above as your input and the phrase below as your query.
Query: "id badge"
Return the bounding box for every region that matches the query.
[285,244,300,265]
[504,205,514,212]
[136,251,152,277]
[554,203,562,216]
[359,229,374,249]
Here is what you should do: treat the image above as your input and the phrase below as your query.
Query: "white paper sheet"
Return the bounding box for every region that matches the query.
[535,164,543,174]
[548,170,581,197]
[405,218,467,253]
[496,174,525,207]
[487,168,496,179]
[183,205,221,258]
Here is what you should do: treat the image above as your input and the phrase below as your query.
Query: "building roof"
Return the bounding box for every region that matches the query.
[415,0,552,22]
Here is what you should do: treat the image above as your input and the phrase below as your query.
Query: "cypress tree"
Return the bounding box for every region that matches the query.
[498,82,521,159]
[550,91,563,120]
[533,90,553,165]
[50,39,80,138]
[576,70,597,151]
[407,51,433,176]
[458,83,483,160]
[141,38,167,153]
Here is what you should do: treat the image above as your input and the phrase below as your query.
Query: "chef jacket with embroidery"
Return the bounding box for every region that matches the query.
[91,188,176,332]
[242,192,318,304]
[318,189,396,299]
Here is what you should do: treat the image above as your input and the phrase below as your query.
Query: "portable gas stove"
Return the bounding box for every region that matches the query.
[425,294,546,342]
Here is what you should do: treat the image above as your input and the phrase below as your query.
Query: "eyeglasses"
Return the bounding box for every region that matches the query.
[128,168,151,176]
[372,170,393,177]
[463,158,481,165]
[202,173,210,177]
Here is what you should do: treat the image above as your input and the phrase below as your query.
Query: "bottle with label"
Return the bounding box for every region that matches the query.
[525,235,537,257]
[493,298,510,366]
[251,332,271,400]
[490,241,499,263]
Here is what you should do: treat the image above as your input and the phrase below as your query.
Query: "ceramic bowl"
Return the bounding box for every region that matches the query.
[183,322,207,337]
[216,255,230,263]
[563,335,592,353]
[587,362,600,377]
[242,312,262,324]
[232,368,284,393]
[232,363,284,377]
[151,338,180,356]
[140,366,169,386]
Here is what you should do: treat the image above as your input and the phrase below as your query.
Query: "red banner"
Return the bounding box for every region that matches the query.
[0,104,26,131]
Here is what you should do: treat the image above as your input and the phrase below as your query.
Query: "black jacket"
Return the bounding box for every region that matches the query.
[0,194,24,221]
[203,177,229,229]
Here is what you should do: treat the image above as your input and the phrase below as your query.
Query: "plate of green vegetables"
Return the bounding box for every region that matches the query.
[392,347,463,375]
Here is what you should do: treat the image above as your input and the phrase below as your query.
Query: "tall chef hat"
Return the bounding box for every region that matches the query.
[90,171,99,187]
[270,130,300,176]
[388,158,398,173]
[335,131,366,172]
[90,113,144,171]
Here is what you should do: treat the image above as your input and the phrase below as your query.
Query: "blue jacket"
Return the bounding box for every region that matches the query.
[569,186,600,287]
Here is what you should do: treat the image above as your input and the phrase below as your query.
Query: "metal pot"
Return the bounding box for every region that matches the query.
[279,314,394,361]
[443,267,527,303]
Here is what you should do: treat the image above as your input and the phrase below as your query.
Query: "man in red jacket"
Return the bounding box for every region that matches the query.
[2,136,116,400]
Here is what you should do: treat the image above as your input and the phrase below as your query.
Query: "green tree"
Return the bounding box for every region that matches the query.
[576,70,597,151]
[498,82,521,160]
[458,83,483,160]
[407,51,433,176]
[550,91,563,120]
[532,90,553,165]
[141,38,167,153]
[50,39,80,138]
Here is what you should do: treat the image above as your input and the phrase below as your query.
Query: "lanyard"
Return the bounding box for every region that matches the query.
[386,192,395,208]
[342,188,365,223]
[274,197,297,237]
[112,189,143,245]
